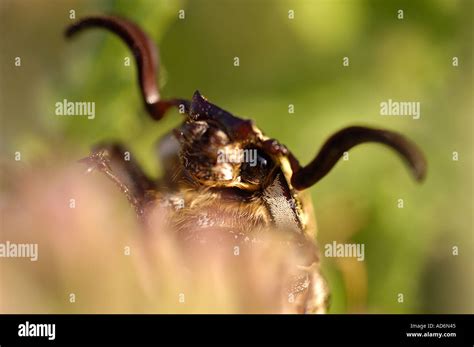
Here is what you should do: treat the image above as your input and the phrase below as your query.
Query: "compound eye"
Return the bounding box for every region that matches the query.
[240,149,274,186]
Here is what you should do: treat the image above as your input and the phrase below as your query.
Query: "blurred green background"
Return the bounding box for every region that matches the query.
[1,0,472,313]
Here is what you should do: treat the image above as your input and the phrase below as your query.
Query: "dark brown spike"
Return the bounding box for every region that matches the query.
[291,126,427,190]
[65,15,189,120]
[190,90,256,141]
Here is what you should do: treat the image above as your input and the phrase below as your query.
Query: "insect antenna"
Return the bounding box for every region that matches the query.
[65,15,190,120]
[291,126,427,190]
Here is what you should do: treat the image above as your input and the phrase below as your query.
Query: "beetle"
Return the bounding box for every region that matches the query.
[65,16,427,313]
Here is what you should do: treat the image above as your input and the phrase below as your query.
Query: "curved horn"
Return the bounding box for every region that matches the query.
[65,15,189,120]
[291,126,427,190]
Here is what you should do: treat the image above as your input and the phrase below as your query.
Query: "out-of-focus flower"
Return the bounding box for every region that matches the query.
[1,163,311,313]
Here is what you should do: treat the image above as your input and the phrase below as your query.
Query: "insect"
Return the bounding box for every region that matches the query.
[65,16,427,313]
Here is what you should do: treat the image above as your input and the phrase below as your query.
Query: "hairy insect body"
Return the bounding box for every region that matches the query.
[148,144,328,313]
[154,180,327,313]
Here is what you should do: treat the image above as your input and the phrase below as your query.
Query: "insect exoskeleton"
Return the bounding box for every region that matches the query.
[65,15,426,314]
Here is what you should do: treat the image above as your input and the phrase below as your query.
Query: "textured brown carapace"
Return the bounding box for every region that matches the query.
[65,15,427,313]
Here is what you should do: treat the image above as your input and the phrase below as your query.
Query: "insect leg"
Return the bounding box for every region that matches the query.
[302,263,330,314]
[79,143,155,216]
